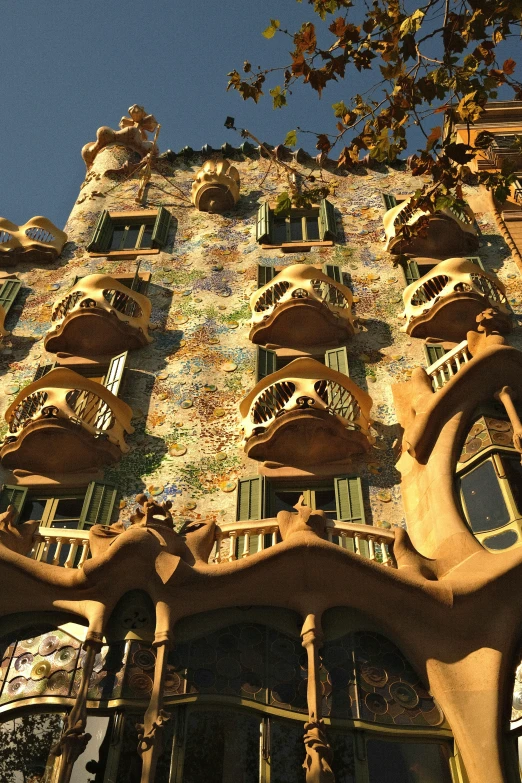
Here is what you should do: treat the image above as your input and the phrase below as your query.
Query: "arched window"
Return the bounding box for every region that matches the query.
[456,407,522,550]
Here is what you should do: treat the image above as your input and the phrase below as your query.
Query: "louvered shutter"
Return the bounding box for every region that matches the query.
[236,476,265,521]
[334,475,366,556]
[151,207,171,249]
[466,256,485,270]
[79,482,118,528]
[256,347,277,382]
[87,211,113,253]
[0,279,21,316]
[131,262,142,292]
[257,265,276,288]
[323,264,342,284]
[403,261,421,286]
[424,344,448,367]
[382,194,398,210]
[103,351,128,397]
[235,533,261,559]
[0,485,28,516]
[256,203,272,243]
[325,347,349,376]
[33,363,56,381]
[319,199,338,241]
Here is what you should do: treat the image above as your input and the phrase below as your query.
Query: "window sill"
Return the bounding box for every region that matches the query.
[88,249,160,258]
[260,241,334,252]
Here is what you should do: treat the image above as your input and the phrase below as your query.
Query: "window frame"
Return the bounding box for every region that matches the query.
[256,199,338,249]
[88,208,171,257]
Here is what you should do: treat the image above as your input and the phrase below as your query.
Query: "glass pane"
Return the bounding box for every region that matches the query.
[183,709,260,783]
[110,227,125,250]
[504,457,522,516]
[460,459,510,533]
[139,226,153,249]
[367,739,452,783]
[270,719,306,783]
[53,497,84,521]
[114,714,144,783]
[314,489,337,519]
[272,219,287,245]
[273,491,303,515]
[123,225,141,249]
[19,498,46,523]
[306,216,320,240]
[0,712,64,782]
[330,731,356,783]
[71,715,111,783]
[290,217,304,241]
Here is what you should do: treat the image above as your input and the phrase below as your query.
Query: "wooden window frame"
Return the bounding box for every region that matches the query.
[88,208,171,257]
[256,199,337,250]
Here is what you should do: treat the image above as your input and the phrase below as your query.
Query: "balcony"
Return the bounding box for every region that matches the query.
[213,519,396,567]
[384,198,480,257]
[426,340,472,391]
[487,135,522,170]
[44,274,152,358]
[249,264,357,348]
[402,258,510,340]
[239,357,373,467]
[0,368,134,477]
[0,217,67,265]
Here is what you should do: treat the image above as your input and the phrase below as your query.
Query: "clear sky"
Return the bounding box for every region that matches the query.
[0,1,517,229]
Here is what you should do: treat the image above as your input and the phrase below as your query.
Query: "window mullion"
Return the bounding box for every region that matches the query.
[285,216,291,243]
[41,498,57,528]
[302,216,307,241]
[136,223,146,249]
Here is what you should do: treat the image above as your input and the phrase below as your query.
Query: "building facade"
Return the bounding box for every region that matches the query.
[1,102,522,782]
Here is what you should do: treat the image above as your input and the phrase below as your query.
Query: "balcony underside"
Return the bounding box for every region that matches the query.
[249,299,355,348]
[194,183,237,213]
[405,292,511,341]
[44,307,149,357]
[0,419,122,475]
[245,408,370,467]
[0,246,60,266]
[389,215,479,257]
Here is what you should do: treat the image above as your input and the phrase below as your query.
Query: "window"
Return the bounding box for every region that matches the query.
[256,345,349,382]
[33,351,127,396]
[257,263,342,288]
[256,200,338,247]
[0,276,21,321]
[88,207,171,254]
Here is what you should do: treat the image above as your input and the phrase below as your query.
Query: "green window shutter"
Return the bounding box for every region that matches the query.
[103,351,128,397]
[256,347,277,382]
[424,344,448,367]
[323,264,342,284]
[131,262,142,292]
[334,476,365,524]
[151,207,171,249]
[0,279,21,316]
[236,476,265,521]
[87,210,113,253]
[466,256,485,270]
[319,199,338,241]
[235,533,261,559]
[325,347,349,376]
[403,261,421,287]
[0,484,28,516]
[33,363,56,381]
[256,203,272,243]
[79,482,118,528]
[257,265,276,288]
[382,193,397,210]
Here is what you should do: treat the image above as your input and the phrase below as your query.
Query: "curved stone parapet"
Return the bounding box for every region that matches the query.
[239,357,373,467]
[0,216,67,265]
[44,273,152,358]
[402,258,511,340]
[249,264,357,348]
[0,367,134,476]
[191,158,240,212]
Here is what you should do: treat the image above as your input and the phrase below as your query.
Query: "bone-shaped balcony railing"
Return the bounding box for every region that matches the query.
[47,274,152,340]
[402,258,509,337]
[3,367,134,454]
[250,263,356,330]
[240,357,373,442]
[384,197,479,254]
[0,216,67,263]
[212,519,396,567]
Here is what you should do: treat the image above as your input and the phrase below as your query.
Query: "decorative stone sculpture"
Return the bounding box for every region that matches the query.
[191,158,240,212]
[0,217,67,265]
[0,505,38,555]
[81,105,159,170]
[278,496,328,541]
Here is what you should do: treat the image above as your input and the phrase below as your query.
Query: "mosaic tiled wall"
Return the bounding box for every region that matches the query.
[1,138,521,533]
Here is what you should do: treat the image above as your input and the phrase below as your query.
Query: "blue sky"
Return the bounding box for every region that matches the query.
[1,1,517,228]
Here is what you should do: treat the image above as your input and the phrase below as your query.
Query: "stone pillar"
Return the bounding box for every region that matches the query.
[301,614,335,783]
[138,633,172,783]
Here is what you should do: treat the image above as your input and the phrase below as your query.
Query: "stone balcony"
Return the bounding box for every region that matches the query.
[249,264,357,348]
[239,357,373,467]
[0,216,67,265]
[0,368,134,477]
[44,273,152,359]
[384,197,480,257]
[402,258,510,340]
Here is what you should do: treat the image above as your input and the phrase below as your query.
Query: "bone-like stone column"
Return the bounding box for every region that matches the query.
[138,621,172,783]
[496,385,522,454]
[51,633,103,783]
[301,614,335,783]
